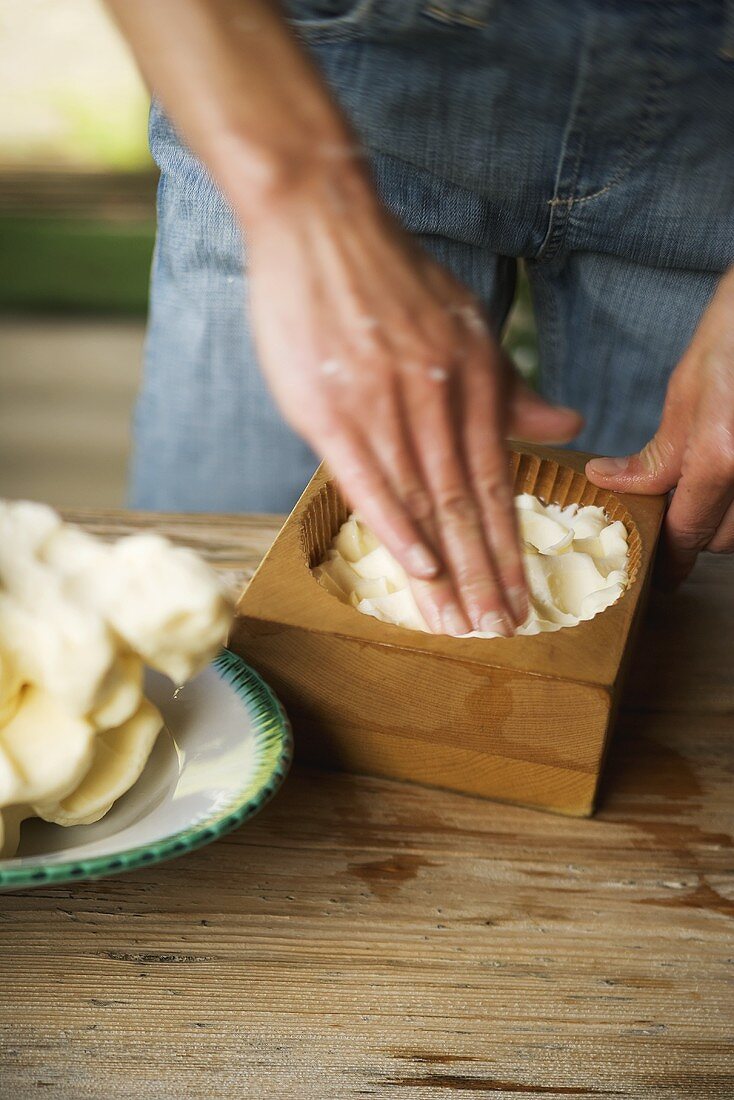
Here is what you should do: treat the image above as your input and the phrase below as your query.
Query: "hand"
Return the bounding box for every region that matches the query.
[586,267,734,587]
[105,0,583,633]
[248,169,582,635]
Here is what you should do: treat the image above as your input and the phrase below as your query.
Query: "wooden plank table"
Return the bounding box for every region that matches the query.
[1,511,732,1100]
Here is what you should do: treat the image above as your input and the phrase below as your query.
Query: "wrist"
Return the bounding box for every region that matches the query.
[209,123,376,231]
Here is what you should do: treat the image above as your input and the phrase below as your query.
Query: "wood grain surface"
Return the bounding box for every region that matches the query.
[1,511,732,1100]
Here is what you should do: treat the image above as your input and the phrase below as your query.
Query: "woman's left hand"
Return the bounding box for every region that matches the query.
[586,266,734,587]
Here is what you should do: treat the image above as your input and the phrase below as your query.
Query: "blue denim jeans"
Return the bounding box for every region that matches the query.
[130,0,734,512]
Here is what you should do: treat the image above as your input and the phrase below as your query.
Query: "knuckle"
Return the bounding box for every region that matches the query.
[401,487,434,522]
[641,435,677,476]
[452,298,490,341]
[672,524,718,552]
[474,475,514,510]
[460,581,504,620]
[401,355,454,386]
[436,491,477,526]
[349,326,388,359]
[460,575,500,602]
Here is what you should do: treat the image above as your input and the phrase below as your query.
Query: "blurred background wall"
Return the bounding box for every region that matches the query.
[0,0,154,507]
[1,0,538,512]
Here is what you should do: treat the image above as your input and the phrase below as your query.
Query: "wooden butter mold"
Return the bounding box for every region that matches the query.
[230,443,666,816]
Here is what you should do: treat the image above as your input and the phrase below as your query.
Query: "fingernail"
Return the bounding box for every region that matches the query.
[405,542,439,578]
[587,456,629,476]
[507,586,528,625]
[442,603,471,636]
[479,611,513,637]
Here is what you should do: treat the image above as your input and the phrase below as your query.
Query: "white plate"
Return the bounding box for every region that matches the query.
[0,650,292,890]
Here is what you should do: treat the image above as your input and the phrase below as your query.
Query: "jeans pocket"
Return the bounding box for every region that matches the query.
[285,0,381,41]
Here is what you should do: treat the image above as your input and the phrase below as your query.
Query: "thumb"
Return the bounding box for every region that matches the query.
[507,376,585,445]
[586,430,682,494]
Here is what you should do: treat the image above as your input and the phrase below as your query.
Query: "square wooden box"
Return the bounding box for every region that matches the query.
[230,443,666,816]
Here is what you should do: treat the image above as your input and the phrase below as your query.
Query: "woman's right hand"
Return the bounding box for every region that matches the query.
[104,0,582,633]
[248,166,583,636]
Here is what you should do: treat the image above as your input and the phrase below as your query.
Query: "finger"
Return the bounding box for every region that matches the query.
[391,478,478,637]
[585,381,689,493]
[461,357,528,626]
[318,415,470,634]
[409,572,476,636]
[507,373,584,445]
[404,487,479,637]
[396,293,516,634]
[585,428,685,493]
[315,423,440,580]
[448,301,584,445]
[366,384,437,552]
[661,447,734,584]
[403,365,515,636]
[366,376,487,634]
[708,497,734,554]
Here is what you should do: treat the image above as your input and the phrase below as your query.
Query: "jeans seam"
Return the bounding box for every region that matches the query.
[540,1,672,232]
[570,0,671,202]
[534,9,595,262]
[548,180,618,207]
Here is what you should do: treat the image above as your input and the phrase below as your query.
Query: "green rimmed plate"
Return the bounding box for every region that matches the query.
[0,649,292,891]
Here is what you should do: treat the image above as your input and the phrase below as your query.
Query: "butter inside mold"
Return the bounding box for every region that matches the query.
[314,495,630,637]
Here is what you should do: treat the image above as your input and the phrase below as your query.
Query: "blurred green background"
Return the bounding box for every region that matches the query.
[0,0,155,316]
[0,0,156,507]
[0,0,537,508]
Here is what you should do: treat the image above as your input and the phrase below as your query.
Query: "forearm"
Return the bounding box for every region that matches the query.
[105,0,370,224]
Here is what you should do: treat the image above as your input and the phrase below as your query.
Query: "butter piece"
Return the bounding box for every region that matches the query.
[88,654,144,731]
[315,497,629,637]
[34,697,163,827]
[0,686,96,808]
[0,500,233,859]
[42,526,231,685]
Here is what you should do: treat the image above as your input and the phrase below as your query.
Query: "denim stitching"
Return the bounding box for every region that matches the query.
[594,0,671,180]
[546,1,673,220]
[549,181,619,207]
[534,8,596,262]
